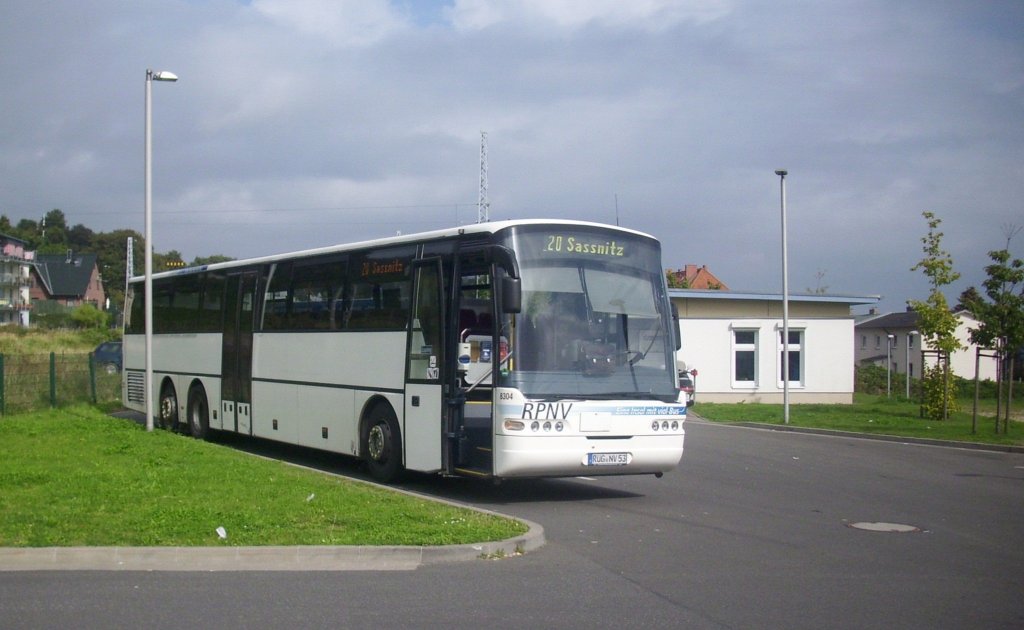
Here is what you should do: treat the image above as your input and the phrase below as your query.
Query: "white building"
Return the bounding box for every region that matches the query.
[0,234,33,327]
[855,309,998,382]
[671,289,879,404]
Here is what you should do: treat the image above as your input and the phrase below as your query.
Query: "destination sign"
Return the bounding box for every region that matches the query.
[503,226,662,273]
[542,235,625,257]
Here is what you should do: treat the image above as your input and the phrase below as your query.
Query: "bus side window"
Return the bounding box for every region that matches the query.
[262,262,292,330]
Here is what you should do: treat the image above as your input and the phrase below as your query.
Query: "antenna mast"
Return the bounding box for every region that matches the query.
[478,131,489,223]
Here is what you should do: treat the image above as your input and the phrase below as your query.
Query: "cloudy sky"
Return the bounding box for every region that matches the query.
[2,0,1021,313]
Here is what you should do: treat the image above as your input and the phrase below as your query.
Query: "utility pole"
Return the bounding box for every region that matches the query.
[478,131,489,223]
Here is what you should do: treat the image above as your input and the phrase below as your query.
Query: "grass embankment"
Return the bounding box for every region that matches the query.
[694,393,1023,447]
[0,406,526,547]
[0,328,115,354]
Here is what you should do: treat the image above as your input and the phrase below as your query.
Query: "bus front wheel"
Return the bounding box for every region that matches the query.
[158,383,179,432]
[187,384,210,440]
[362,405,403,483]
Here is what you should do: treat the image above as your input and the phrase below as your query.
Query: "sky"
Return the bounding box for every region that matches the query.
[1,0,1022,314]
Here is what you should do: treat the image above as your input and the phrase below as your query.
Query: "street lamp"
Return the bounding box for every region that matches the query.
[886,334,895,398]
[906,330,918,398]
[775,169,789,424]
[144,69,177,432]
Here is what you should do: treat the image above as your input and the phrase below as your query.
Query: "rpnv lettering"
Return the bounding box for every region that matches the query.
[521,402,573,420]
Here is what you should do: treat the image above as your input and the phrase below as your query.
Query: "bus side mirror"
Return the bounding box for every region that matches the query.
[501,276,522,314]
[672,303,681,350]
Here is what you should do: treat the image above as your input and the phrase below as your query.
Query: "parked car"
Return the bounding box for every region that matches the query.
[678,371,695,407]
[93,341,123,374]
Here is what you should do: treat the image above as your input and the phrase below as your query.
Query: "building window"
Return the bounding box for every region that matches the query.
[860,334,866,349]
[779,329,803,385]
[732,329,757,386]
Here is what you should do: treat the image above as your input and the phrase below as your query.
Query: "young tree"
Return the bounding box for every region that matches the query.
[968,241,1024,433]
[908,211,964,420]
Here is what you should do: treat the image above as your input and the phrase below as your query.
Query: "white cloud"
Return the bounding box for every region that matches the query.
[446,0,732,31]
[253,0,408,46]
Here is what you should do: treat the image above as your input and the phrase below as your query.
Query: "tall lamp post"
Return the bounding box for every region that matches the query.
[775,169,790,424]
[145,69,178,432]
[906,330,918,398]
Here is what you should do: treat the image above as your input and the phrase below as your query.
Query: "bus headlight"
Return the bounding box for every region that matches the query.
[504,419,525,431]
[543,421,552,432]
[530,421,540,432]
[555,421,564,432]
[652,421,660,431]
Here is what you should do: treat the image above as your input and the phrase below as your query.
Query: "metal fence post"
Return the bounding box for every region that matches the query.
[89,352,97,404]
[0,353,5,415]
[49,352,57,408]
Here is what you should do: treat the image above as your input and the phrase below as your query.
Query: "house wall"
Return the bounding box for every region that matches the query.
[856,315,998,382]
[674,296,858,404]
[83,266,106,307]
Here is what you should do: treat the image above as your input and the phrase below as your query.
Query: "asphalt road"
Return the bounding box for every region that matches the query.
[1,419,1022,629]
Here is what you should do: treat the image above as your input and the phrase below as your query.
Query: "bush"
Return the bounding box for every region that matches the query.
[855,364,1000,401]
[920,364,961,420]
[70,304,110,330]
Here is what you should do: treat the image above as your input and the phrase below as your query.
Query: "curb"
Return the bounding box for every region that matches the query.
[0,519,545,572]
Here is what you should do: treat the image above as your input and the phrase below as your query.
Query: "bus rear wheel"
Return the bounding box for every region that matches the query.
[187,384,210,440]
[363,405,403,483]
[158,383,179,432]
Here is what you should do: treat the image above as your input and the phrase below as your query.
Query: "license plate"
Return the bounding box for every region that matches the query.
[587,452,629,466]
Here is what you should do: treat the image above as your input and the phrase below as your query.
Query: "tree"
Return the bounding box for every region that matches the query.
[955,286,983,312]
[15,218,39,249]
[91,229,144,314]
[191,254,235,266]
[665,269,689,289]
[967,241,1024,433]
[67,224,95,251]
[43,209,67,232]
[908,211,964,420]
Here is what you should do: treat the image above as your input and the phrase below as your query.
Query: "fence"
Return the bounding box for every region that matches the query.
[0,353,121,415]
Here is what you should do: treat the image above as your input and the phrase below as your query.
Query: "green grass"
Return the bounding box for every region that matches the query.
[693,393,1023,447]
[0,406,527,547]
[0,328,116,354]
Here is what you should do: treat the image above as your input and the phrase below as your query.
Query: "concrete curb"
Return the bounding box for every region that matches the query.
[0,518,544,572]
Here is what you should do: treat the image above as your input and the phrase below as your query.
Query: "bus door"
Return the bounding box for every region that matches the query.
[404,258,446,472]
[451,262,500,476]
[221,271,256,434]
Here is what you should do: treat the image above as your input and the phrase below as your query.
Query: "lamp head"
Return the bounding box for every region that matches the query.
[775,169,788,177]
[148,69,179,82]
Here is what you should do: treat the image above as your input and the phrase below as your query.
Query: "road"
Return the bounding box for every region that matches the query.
[1,420,1022,629]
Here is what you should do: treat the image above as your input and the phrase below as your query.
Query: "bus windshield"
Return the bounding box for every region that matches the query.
[499,226,677,402]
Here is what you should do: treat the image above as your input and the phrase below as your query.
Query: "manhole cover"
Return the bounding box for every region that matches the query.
[847,521,920,533]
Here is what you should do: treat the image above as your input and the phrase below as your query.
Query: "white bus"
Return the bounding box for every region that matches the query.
[123,220,686,482]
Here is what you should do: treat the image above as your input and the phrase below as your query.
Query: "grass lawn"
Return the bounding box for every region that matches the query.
[692,393,1023,447]
[0,406,527,547]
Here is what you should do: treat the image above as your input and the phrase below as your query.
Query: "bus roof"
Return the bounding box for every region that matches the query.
[130,219,658,282]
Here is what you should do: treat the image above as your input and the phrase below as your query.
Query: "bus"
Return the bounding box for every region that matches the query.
[122,220,686,482]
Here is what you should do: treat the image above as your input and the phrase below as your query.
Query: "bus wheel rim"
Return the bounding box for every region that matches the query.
[368,424,387,461]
